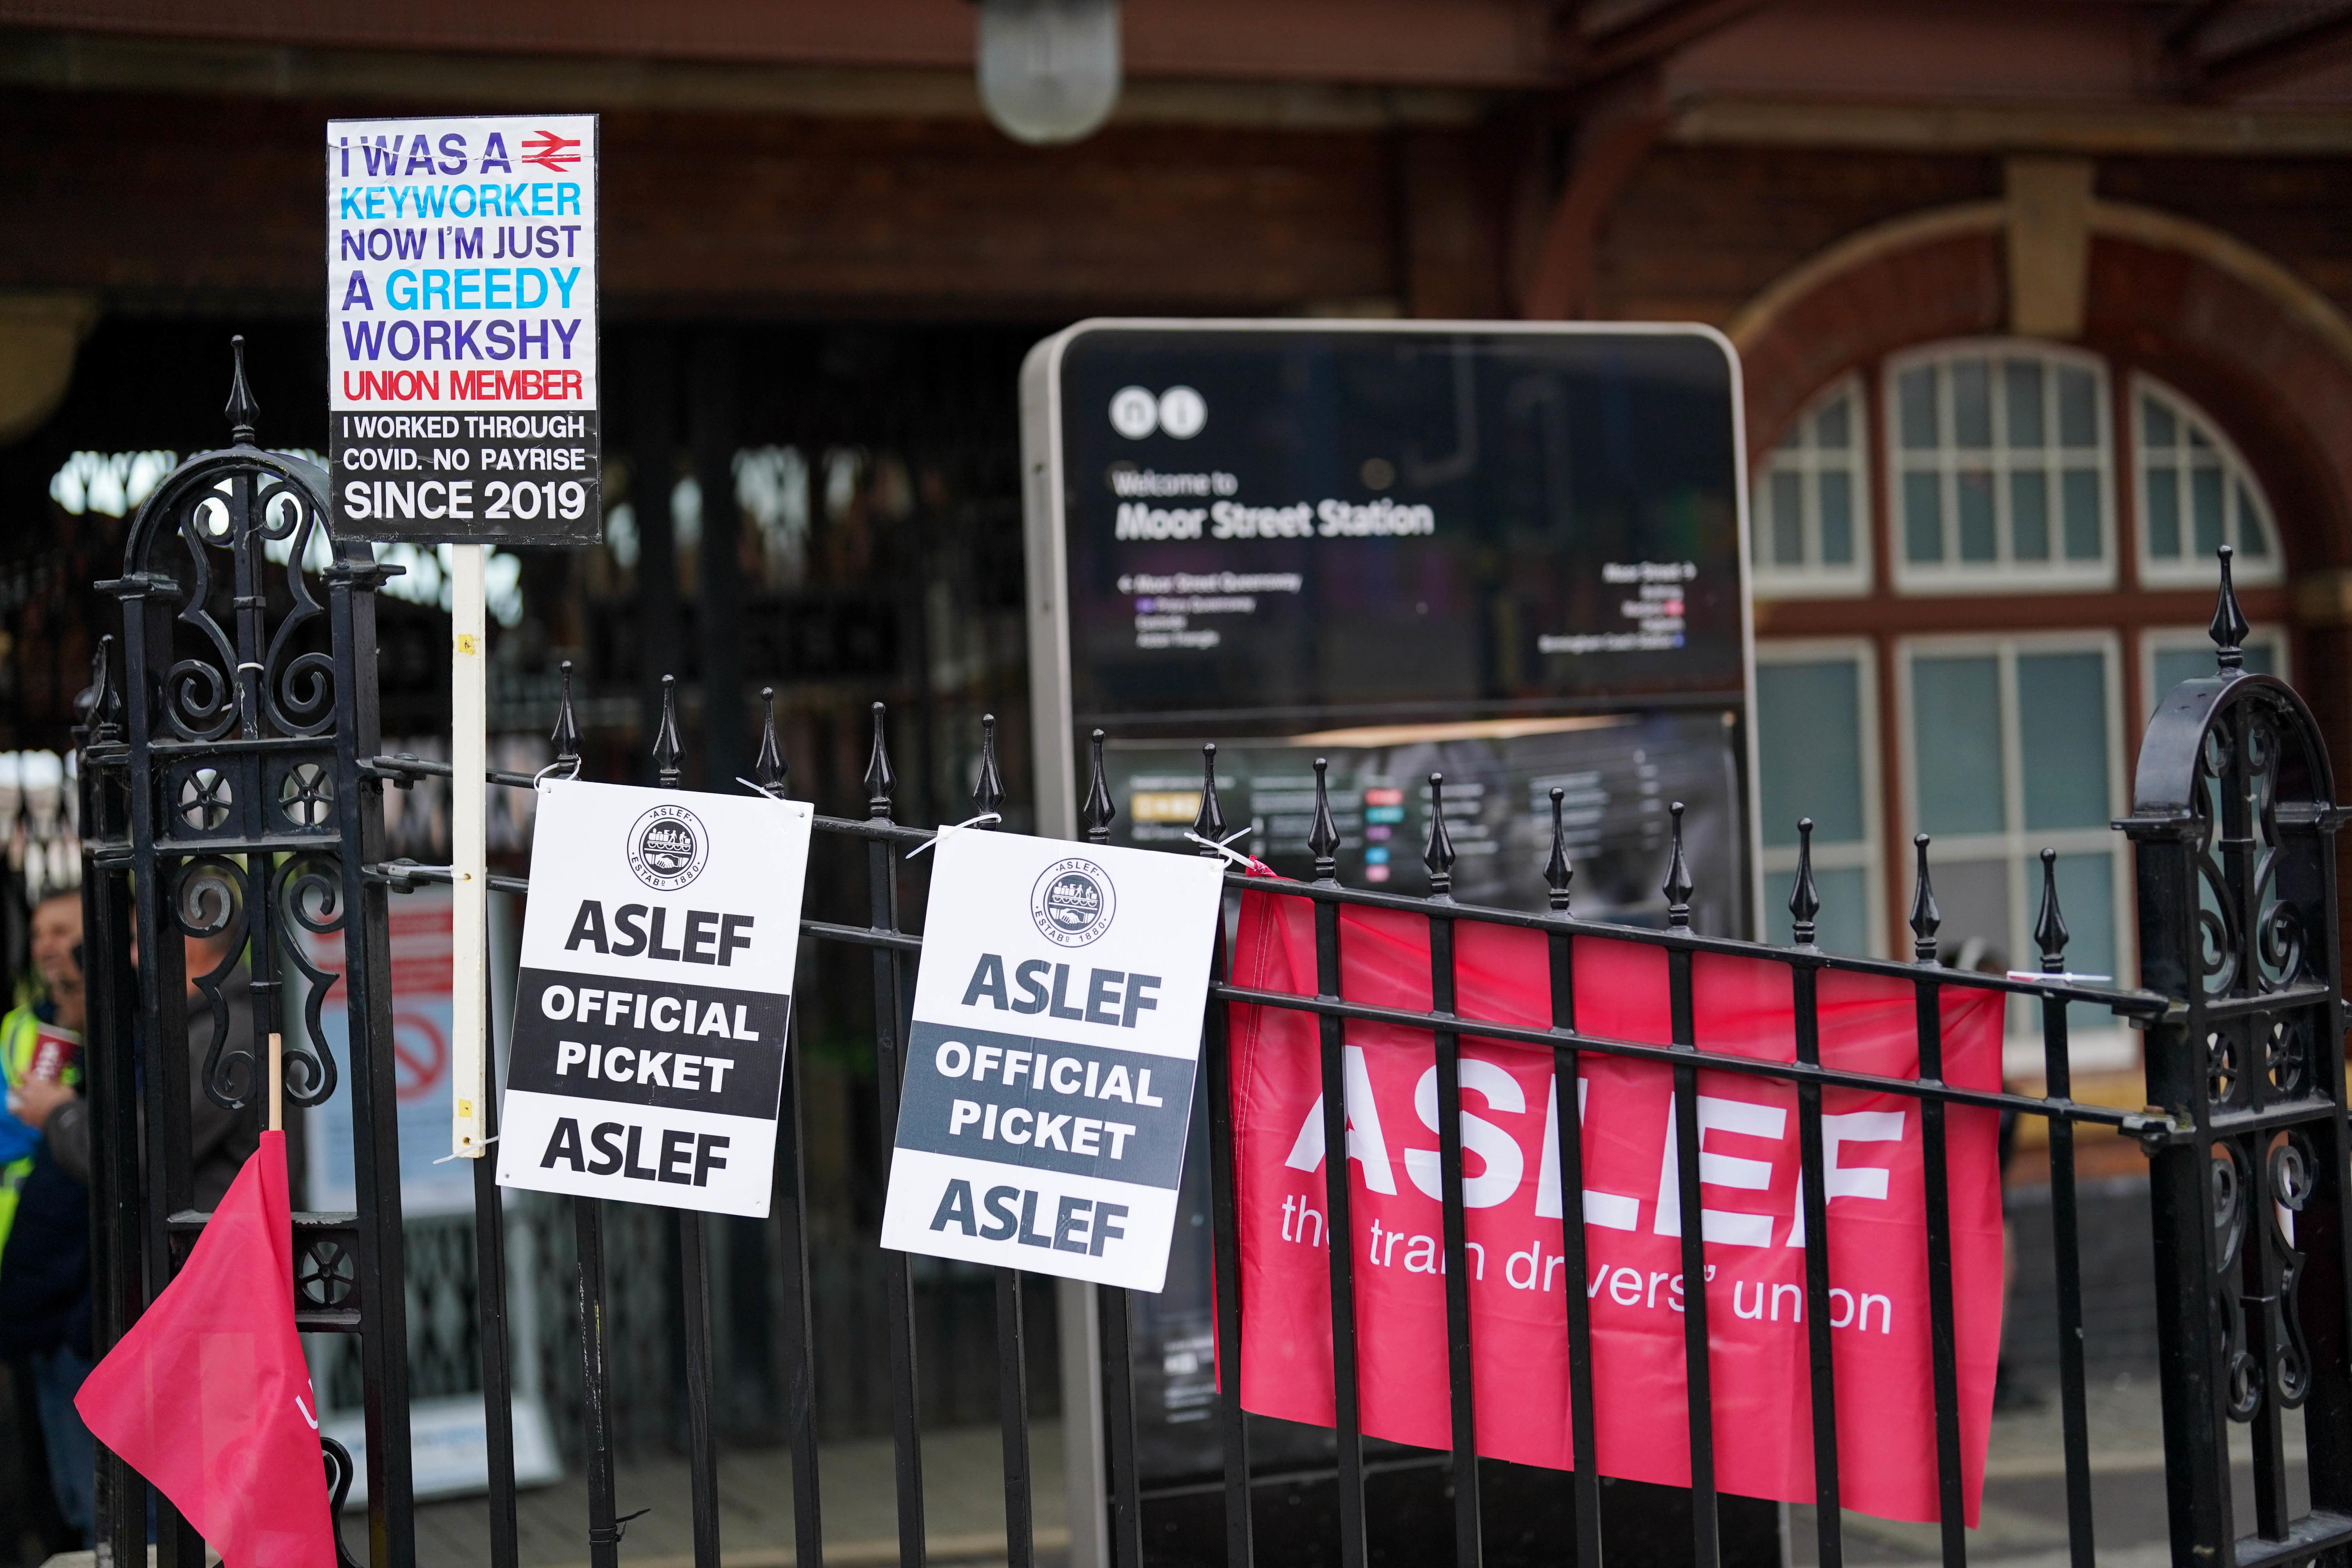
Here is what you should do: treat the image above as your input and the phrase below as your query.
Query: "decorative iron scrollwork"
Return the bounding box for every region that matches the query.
[2263,1016,2308,1099]
[270,854,342,1109]
[2269,1133,2314,1408]
[177,765,233,833]
[298,1237,358,1311]
[2207,1029,2240,1109]
[278,761,335,829]
[173,855,253,1109]
[2213,1141,2261,1421]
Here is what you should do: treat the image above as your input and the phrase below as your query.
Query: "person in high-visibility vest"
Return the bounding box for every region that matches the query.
[0,888,92,1547]
[0,889,84,1269]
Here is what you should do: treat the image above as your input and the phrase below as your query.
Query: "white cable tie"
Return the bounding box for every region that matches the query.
[432,1135,498,1164]
[906,813,1002,857]
[736,776,782,801]
[2004,970,2113,985]
[532,759,582,793]
[236,661,266,673]
[1183,826,1261,871]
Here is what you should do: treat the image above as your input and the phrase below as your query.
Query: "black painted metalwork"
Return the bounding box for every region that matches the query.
[1089,727,1147,1568]
[80,365,2335,1568]
[2124,544,2352,1568]
[83,338,413,1567]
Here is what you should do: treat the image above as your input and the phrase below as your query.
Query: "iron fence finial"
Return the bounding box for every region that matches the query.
[2034,847,2069,972]
[864,701,895,821]
[653,674,683,788]
[1081,729,1114,845]
[1424,772,1456,898]
[1909,833,1941,963]
[974,714,1005,825]
[224,334,260,447]
[753,687,786,794]
[2210,543,2249,673]
[1191,744,1225,854]
[83,635,122,746]
[1308,757,1341,884]
[1663,801,1693,929]
[1544,786,1573,913]
[1790,818,1820,949]
[551,659,581,768]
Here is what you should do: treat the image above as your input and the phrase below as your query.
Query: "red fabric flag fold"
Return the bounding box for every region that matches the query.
[76,1130,337,1568]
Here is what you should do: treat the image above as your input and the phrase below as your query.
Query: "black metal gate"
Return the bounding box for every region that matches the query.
[72,344,2352,1568]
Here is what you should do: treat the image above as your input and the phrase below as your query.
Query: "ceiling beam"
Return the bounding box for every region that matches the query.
[2163,0,2247,56]
[2194,2,2352,98]
[1577,0,1776,84]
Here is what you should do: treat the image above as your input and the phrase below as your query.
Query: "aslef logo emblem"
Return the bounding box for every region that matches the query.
[1108,385,1206,441]
[1031,858,1118,947]
[627,805,708,891]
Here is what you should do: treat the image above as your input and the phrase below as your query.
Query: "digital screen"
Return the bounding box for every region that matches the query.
[1055,326,1744,728]
[1098,712,1745,935]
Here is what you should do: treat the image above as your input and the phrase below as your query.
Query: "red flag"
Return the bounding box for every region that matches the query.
[76,1131,336,1567]
[1229,889,2006,1526]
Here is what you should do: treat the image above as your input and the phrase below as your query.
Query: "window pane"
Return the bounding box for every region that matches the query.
[1928,857,2011,969]
[1820,472,1854,564]
[2141,394,2176,448]
[2018,652,2109,829]
[1770,470,1803,564]
[2146,466,2181,558]
[2238,484,2270,558]
[2057,367,2098,448]
[1899,366,1938,449]
[1814,394,1850,449]
[1905,472,1943,562]
[2247,639,2278,676]
[2191,466,2225,558]
[1778,425,1801,452]
[2011,469,2049,560]
[1957,472,1996,560]
[2053,851,2117,1032]
[2153,648,2207,704]
[2005,360,2045,448]
[1913,656,2004,835]
[1757,661,1864,846]
[2062,470,2101,559]
[1769,864,1870,955]
[1953,359,1992,448]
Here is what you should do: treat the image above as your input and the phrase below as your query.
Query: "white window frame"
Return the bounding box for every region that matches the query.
[1755,638,1885,954]
[2141,623,2292,714]
[1751,375,1873,599]
[1896,631,2135,1061]
[2131,372,2285,588]
[1884,340,2118,594]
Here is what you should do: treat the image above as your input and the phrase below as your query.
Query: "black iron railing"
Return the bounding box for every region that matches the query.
[74,343,2352,1568]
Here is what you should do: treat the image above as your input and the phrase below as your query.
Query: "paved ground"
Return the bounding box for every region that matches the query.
[1789,1370,2304,1566]
[365,1368,2312,1567]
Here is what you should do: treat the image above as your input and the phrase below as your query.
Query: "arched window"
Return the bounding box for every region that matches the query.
[1750,374,1870,597]
[2133,374,2282,586]
[1883,343,2114,591]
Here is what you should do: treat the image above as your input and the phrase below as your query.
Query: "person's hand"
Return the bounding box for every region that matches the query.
[8,1079,78,1131]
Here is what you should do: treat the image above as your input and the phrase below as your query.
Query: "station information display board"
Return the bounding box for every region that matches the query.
[1022,320,1755,931]
[1021,321,1758,1520]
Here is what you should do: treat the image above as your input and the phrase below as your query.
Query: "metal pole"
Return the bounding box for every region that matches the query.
[450,543,489,1158]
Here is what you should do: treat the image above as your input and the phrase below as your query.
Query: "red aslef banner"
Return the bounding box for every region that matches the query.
[1227,883,2005,1526]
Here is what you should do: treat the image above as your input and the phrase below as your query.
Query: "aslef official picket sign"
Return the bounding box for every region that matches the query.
[880,826,1223,1290]
[496,779,814,1217]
